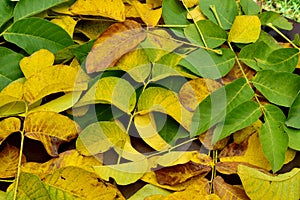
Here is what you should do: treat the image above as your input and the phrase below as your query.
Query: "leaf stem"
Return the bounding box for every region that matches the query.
[155,24,188,28]
[0,179,14,183]
[210,5,223,29]
[267,23,299,49]
[209,150,218,193]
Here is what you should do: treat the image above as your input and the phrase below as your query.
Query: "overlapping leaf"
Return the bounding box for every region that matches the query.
[286,94,300,128]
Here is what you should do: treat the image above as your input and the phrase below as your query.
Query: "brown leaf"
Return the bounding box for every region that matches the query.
[213,176,250,200]
[85,20,146,73]
[155,161,211,186]
[221,61,255,85]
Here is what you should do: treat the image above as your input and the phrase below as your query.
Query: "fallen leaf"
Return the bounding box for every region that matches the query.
[85,20,146,73]
[51,16,77,37]
[131,0,162,26]
[24,111,80,156]
[147,0,162,8]
[70,0,125,21]
[0,117,21,146]
[0,144,26,178]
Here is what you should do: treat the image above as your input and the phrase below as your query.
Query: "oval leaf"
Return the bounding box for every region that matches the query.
[286,94,300,129]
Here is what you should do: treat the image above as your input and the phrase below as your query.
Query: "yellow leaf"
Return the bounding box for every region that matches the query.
[137,87,193,130]
[0,145,26,178]
[134,113,171,151]
[94,158,148,185]
[182,0,198,8]
[44,166,125,199]
[74,76,136,114]
[146,0,162,8]
[125,3,153,18]
[21,149,102,179]
[131,0,162,26]
[85,20,146,73]
[24,111,80,157]
[228,15,261,43]
[0,117,21,146]
[238,165,300,200]
[70,0,125,21]
[24,65,88,104]
[76,20,113,40]
[187,6,207,21]
[0,78,24,99]
[20,49,55,79]
[179,78,222,111]
[51,16,77,37]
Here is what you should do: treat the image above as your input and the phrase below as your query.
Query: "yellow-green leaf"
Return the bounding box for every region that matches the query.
[238,165,300,200]
[94,158,148,185]
[74,77,136,114]
[24,65,88,104]
[0,117,21,146]
[228,15,261,43]
[70,0,125,21]
[24,111,80,157]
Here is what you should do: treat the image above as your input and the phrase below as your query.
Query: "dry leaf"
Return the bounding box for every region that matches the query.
[85,20,146,73]
[70,0,125,21]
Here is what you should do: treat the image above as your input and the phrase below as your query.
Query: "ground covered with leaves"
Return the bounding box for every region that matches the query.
[0,0,300,199]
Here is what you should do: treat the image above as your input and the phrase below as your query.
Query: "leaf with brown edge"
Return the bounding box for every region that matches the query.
[24,111,80,157]
[213,176,250,200]
[85,20,146,73]
[0,117,21,146]
[0,144,26,178]
[154,161,211,186]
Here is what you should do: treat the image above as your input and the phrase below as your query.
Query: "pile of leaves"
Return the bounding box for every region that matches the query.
[0,0,300,199]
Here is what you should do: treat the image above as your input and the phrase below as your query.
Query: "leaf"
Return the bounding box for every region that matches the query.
[259,104,288,172]
[13,0,68,21]
[252,70,300,107]
[85,20,146,73]
[286,94,300,128]
[43,166,125,199]
[199,0,238,30]
[212,101,262,143]
[0,117,21,146]
[0,47,24,89]
[240,0,260,15]
[75,20,113,40]
[76,121,144,161]
[20,49,55,79]
[259,11,293,30]
[70,0,125,21]
[238,165,300,200]
[184,20,227,48]
[136,87,192,130]
[4,17,74,54]
[228,15,261,43]
[179,78,222,112]
[0,0,14,27]
[190,78,255,137]
[179,48,235,79]
[24,65,88,104]
[24,111,80,156]
[51,16,77,37]
[21,149,102,179]
[186,6,207,22]
[74,76,136,114]
[284,127,300,151]
[0,145,26,178]
[213,176,250,200]
[221,61,255,84]
[128,184,171,200]
[94,158,148,185]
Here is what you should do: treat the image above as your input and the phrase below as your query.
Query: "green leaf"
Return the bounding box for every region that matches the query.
[213,101,262,143]
[0,76,12,92]
[4,17,74,54]
[259,104,288,172]
[199,0,238,30]
[252,70,300,107]
[240,0,260,15]
[14,0,68,21]
[259,11,293,30]
[286,94,300,129]
[128,184,171,200]
[179,48,235,79]
[0,0,14,27]
[184,20,227,48]
[71,40,95,64]
[284,127,300,151]
[190,78,255,137]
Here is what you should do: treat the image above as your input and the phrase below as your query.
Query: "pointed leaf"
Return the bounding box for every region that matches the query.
[252,70,300,107]
[191,78,255,137]
[85,20,146,73]
[14,0,68,21]
[240,0,260,15]
[286,94,300,128]
[74,76,136,113]
[94,158,148,185]
[228,15,261,43]
[24,111,80,156]
[4,17,74,54]
[131,0,162,26]
[184,20,227,48]
[259,104,288,172]
[238,165,300,200]
[0,117,21,146]
[70,0,125,21]
[0,0,14,27]
[259,11,293,30]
